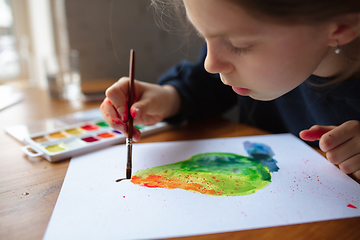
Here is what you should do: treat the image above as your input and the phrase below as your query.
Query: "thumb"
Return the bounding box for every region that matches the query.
[129,99,152,120]
[299,125,336,141]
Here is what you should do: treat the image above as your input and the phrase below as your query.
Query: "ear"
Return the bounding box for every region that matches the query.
[327,13,360,47]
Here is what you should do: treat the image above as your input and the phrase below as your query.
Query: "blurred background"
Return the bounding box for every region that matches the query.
[0,0,204,96]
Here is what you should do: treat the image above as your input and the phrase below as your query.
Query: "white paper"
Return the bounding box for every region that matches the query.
[43,134,360,240]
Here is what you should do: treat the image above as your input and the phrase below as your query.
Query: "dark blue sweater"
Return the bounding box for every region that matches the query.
[158,46,360,146]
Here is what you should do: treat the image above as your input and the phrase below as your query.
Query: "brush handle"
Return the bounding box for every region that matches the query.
[128,49,135,138]
[126,49,135,179]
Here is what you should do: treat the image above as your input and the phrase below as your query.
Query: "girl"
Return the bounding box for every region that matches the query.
[101,0,360,179]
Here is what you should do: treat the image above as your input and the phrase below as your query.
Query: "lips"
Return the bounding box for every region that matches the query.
[220,74,251,96]
[232,86,251,96]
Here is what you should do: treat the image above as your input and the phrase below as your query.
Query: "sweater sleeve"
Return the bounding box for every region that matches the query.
[157,45,237,124]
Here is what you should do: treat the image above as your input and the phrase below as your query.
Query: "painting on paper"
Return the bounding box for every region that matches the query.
[132,141,279,196]
[43,134,360,240]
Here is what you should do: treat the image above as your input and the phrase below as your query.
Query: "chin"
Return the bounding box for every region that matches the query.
[249,93,281,101]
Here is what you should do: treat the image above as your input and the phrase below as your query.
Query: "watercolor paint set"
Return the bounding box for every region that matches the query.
[4,108,172,162]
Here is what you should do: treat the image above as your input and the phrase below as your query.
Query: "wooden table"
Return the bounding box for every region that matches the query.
[0,87,359,240]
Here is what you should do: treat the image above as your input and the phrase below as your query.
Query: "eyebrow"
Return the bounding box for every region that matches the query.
[190,23,224,39]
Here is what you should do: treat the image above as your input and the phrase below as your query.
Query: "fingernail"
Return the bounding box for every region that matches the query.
[130,107,139,119]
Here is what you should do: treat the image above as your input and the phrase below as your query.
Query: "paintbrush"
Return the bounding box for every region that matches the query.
[126,49,135,179]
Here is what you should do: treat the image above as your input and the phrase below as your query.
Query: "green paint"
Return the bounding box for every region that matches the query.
[96,121,109,127]
[135,125,145,130]
[131,152,272,196]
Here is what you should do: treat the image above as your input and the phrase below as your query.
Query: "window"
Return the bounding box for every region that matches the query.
[0,0,21,81]
[0,0,61,88]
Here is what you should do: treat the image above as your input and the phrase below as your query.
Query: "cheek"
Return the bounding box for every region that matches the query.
[242,47,315,89]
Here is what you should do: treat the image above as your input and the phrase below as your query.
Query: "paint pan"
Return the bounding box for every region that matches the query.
[45,143,68,153]
[96,121,109,127]
[21,114,172,162]
[81,124,100,131]
[65,128,84,135]
[82,136,100,143]
[32,136,49,143]
[97,132,116,139]
[49,131,67,139]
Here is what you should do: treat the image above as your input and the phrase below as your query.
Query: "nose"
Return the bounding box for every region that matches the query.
[204,41,234,74]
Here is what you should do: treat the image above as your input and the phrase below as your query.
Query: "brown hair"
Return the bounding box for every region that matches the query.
[228,0,360,24]
[151,0,360,83]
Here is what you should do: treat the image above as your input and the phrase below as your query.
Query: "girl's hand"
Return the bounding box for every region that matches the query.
[300,120,360,179]
[100,77,181,141]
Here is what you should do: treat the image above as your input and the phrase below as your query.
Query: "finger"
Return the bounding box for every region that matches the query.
[338,152,360,174]
[131,103,164,126]
[319,121,360,152]
[130,106,161,126]
[130,88,153,118]
[130,101,157,125]
[130,90,166,125]
[326,132,360,165]
[326,134,360,164]
[132,127,141,142]
[353,169,360,180]
[299,125,335,141]
[105,77,129,122]
[100,98,127,134]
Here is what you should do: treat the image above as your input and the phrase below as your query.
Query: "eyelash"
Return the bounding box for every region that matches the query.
[198,33,252,56]
[230,45,250,55]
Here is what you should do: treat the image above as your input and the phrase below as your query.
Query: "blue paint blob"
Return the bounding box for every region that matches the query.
[244,141,279,172]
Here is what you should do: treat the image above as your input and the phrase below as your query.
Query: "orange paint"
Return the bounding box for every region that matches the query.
[97,132,116,138]
[49,132,67,139]
[131,175,216,195]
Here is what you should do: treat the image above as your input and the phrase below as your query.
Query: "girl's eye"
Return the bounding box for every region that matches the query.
[230,45,250,55]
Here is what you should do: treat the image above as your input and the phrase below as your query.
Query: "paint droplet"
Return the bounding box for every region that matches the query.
[347,204,357,209]
[22,192,29,196]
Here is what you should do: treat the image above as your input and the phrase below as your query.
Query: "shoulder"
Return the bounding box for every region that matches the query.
[302,75,360,99]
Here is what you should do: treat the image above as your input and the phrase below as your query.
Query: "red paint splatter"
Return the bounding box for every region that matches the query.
[111,117,124,126]
[347,204,357,209]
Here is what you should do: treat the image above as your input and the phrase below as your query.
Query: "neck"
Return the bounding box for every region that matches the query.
[313,38,360,79]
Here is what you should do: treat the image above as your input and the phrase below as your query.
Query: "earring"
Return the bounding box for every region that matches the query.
[335,40,341,54]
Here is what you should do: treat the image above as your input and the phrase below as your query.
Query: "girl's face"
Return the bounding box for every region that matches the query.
[183,0,332,100]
